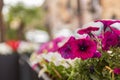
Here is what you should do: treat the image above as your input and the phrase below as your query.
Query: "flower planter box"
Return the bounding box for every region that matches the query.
[19,54,41,80]
[0,54,19,80]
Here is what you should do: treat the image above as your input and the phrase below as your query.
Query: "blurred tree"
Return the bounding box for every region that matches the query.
[6,3,46,40]
[0,0,5,42]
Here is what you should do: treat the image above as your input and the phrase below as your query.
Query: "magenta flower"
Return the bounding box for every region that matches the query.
[95,20,120,31]
[73,38,97,60]
[58,36,77,59]
[77,27,99,35]
[113,68,120,75]
[110,27,120,47]
[109,26,120,35]
[52,36,65,44]
[38,37,65,54]
[48,36,65,52]
[102,31,119,50]
[37,42,50,54]
[92,51,101,58]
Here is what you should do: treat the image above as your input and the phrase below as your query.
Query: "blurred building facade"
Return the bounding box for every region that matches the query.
[101,0,120,19]
[44,0,101,38]
[43,0,120,38]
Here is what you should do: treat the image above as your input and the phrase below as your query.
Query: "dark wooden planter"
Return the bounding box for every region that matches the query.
[0,53,19,80]
[19,54,42,80]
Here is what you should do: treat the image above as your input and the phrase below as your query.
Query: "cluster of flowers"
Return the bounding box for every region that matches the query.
[58,20,120,80]
[30,37,75,80]
[59,20,120,60]
[30,20,120,80]
[0,40,39,55]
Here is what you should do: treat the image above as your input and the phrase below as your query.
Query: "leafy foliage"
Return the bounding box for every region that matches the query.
[68,48,120,80]
[46,62,72,80]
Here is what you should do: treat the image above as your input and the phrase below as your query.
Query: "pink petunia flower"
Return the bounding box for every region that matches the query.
[48,36,65,52]
[102,31,119,50]
[58,36,77,59]
[113,68,120,75]
[38,42,49,54]
[92,51,101,58]
[95,20,120,31]
[109,26,120,35]
[110,27,120,47]
[77,27,99,35]
[38,36,65,54]
[73,38,97,60]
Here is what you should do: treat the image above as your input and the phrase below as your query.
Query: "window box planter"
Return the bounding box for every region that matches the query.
[0,53,19,80]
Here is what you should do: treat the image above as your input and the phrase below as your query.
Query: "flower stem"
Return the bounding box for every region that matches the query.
[112,72,114,80]
[52,67,62,79]
[105,66,114,80]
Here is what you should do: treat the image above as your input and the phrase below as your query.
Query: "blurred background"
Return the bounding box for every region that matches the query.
[0,0,120,42]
